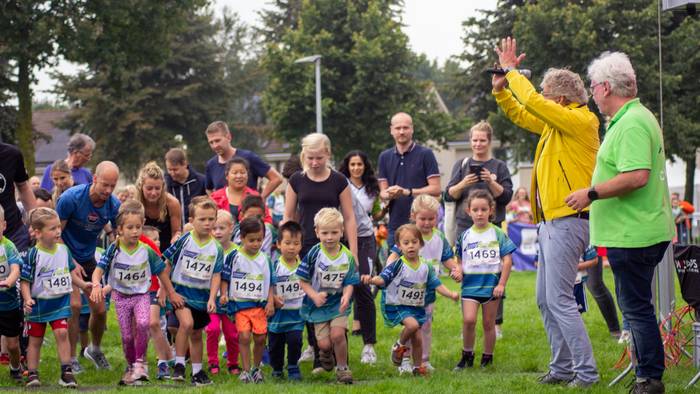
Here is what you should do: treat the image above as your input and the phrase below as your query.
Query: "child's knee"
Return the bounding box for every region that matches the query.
[54,328,69,341]
[239,331,251,344]
[329,329,346,345]
[404,318,419,332]
[317,337,331,351]
[253,334,266,346]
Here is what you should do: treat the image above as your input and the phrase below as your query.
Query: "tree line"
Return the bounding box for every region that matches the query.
[1,0,698,199]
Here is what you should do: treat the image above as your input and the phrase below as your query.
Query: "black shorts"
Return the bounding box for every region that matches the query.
[79,313,90,332]
[78,257,98,282]
[0,308,24,337]
[186,305,210,330]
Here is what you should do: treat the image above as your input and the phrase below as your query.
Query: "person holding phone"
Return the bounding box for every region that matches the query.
[445,121,513,338]
[446,121,513,239]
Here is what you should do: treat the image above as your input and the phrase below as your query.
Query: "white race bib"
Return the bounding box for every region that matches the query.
[231,277,264,300]
[114,267,148,288]
[43,271,72,296]
[320,271,345,289]
[276,279,304,301]
[464,247,500,265]
[182,256,213,281]
[397,285,425,307]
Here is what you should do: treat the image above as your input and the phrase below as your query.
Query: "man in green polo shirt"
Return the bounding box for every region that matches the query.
[565,51,673,394]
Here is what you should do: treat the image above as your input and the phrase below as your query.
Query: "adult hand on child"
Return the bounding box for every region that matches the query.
[90,284,103,303]
[219,294,229,306]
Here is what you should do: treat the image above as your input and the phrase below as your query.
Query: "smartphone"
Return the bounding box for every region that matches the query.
[469,164,483,180]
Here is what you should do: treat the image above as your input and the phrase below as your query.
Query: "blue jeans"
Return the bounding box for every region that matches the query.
[607,241,669,380]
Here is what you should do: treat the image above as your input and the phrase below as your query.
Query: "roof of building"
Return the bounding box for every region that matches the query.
[33,109,70,174]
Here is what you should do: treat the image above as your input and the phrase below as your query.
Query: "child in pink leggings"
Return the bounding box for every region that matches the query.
[91,200,179,385]
[206,210,240,374]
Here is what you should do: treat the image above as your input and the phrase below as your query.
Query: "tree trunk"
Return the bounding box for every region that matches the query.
[684,154,695,204]
[16,56,35,175]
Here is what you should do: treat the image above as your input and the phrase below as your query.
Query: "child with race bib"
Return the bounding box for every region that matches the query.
[297,208,359,384]
[163,196,223,386]
[268,221,305,380]
[364,224,459,376]
[0,205,25,383]
[221,217,275,383]
[386,195,462,372]
[205,210,240,376]
[454,190,516,369]
[20,208,91,388]
[234,195,275,257]
[90,200,178,385]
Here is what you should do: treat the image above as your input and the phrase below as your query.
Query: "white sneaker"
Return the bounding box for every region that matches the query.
[423,362,435,372]
[299,346,315,363]
[398,357,413,375]
[618,330,631,344]
[360,344,377,365]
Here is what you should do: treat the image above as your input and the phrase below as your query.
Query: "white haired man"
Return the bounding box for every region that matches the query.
[565,51,673,394]
[492,37,599,387]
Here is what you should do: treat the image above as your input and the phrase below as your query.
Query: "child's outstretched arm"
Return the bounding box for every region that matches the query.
[443,257,463,282]
[436,284,459,301]
[493,254,513,298]
[578,256,597,271]
[208,273,221,313]
[20,281,34,313]
[89,267,105,303]
[386,251,400,266]
[360,274,385,287]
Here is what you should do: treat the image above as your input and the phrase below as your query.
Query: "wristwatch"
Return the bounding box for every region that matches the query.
[587,187,599,201]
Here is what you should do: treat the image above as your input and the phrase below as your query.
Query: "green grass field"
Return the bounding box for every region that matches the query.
[1,269,696,393]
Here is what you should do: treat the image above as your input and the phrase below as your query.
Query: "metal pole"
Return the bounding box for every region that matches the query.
[314,59,323,134]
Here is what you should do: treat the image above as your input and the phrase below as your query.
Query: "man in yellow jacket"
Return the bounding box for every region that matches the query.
[492,37,599,387]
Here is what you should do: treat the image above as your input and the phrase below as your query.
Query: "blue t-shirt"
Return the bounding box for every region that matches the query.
[296,243,360,323]
[56,184,120,263]
[40,164,92,191]
[0,237,23,311]
[377,142,440,231]
[205,149,271,191]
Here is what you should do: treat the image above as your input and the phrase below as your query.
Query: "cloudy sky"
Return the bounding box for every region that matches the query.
[34,1,497,101]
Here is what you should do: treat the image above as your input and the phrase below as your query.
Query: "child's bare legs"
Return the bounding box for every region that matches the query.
[401,317,422,366]
[5,336,20,368]
[330,327,348,368]
[189,328,204,365]
[174,308,193,361]
[482,299,500,354]
[421,303,434,362]
[26,336,42,371]
[239,331,252,371]
[150,306,171,361]
[68,288,81,359]
[252,334,266,367]
[54,328,71,365]
[461,300,479,351]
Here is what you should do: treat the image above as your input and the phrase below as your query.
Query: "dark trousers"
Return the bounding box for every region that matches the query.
[608,241,669,380]
[585,256,621,333]
[269,330,303,372]
[352,236,377,344]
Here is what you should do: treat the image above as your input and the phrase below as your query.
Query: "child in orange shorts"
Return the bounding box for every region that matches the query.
[220,217,275,383]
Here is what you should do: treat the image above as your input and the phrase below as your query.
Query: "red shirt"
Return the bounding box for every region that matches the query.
[140,234,162,292]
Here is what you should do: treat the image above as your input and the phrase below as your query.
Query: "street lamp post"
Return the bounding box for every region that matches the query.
[294,55,323,134]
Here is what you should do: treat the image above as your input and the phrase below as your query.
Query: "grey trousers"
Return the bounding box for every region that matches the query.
[536,217,599,383]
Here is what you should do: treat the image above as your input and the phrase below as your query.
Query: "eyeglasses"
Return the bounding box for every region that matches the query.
[589,81,605,95]
[78,150,93,159]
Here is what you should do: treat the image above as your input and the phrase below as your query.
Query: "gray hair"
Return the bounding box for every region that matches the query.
[67,133,95,154]
[540,68,588,105]
[587,51,637,98]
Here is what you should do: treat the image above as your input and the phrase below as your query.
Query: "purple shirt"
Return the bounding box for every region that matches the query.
[40,163,92,191]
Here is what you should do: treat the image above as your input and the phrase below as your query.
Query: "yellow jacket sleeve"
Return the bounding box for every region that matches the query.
[506,71,595,141]
[493,87,546,135]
